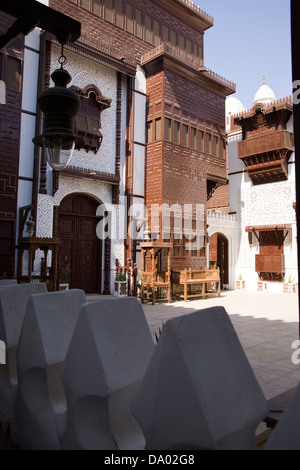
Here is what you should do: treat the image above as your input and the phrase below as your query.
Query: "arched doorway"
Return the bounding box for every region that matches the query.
[209,233,229,288]
[57,194,102,294]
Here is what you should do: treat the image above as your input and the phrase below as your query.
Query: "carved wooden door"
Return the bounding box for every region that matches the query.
[217,234,229,286]
[57,195,101,293]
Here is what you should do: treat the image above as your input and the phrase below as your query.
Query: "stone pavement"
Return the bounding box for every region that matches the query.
[139,290,300,402]
[89,290,300,440]
[1,290,299,449]
[88,290,300,401]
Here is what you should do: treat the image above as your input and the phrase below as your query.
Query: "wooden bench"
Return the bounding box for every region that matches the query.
[179,268,221,302]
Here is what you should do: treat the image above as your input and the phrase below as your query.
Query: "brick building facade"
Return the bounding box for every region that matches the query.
[0,13,24,277]
[0,0,235,292]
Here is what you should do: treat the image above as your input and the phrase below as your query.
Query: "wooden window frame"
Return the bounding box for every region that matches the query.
[164,117,172,141]
[190,127,196,149]
[104,0,114,23]
[0,54,22,92]
[115,0,124,28]
[147,121,153,144]
[135,8,143,39]
[198,130,204,152]
[212,135,219,157]
[126,3,134,34]
[174,121,180,145]
[155,117,161,141]
[145,14,153,44]
[182,124,189,147]
[205,132,211,154]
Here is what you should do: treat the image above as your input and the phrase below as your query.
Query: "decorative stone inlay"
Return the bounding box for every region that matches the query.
[50,45,118,175]
[246,182,296,227]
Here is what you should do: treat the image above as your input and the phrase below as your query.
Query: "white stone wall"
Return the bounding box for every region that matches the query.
[35,45,128,289]
[207,213,238,290]
[227,120,297,292]
[50,44,117,175]
[236,177,297,291]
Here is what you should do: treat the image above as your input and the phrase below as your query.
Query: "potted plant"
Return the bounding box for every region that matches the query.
[236,274,246,291]
[257,276,267,292]
[114,272,127,297]
[283,274,295,294]
[59,264,70,290]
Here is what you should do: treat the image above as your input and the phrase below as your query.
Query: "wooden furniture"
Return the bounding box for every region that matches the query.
[17,237,60,292]
[141,241,172,305]
[115,259,138,297]
[179,268,221,302]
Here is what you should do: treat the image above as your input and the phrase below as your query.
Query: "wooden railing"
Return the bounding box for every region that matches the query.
[238,131,294,159]
[255,255,285,274]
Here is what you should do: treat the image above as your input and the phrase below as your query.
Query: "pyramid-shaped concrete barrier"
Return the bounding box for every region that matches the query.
[0,283,47,428]
[60,297,155,450]
[264,383,300,450]
[0,280,17,286]
[132,306,269,450]
[14,289,86,450]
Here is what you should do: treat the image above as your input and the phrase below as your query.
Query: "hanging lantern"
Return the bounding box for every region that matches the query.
[33,49,82,171]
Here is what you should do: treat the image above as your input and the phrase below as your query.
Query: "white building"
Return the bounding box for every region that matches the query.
[209,80,297,293]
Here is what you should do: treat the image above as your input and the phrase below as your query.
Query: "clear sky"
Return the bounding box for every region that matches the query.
[194,0,292,110]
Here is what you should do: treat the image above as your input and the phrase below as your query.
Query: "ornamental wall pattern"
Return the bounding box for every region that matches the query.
[50,44,118,175]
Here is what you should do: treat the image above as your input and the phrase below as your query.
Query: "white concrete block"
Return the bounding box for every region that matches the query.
[14,289,86,450]
[0,283,47,427]
[61,297,155,450]
[265,384,300,450]
[132,306,269,450]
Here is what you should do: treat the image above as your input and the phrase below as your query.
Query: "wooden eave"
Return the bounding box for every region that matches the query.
[234,102,293,126]
[44,32,137,78]
[151,0,213,32]
[60,166,120,185]
[245,224,291,232]
[141,49,236,97]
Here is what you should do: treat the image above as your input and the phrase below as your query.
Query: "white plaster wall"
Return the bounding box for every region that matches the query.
[22,48,39,113]
[236,175,297,291]
[134,93,146,145]
[133,144,145,196]
[18,114,36,179]
[37,45,130,291]
[207,213,238,290]
[50,44,117,174]
[15,29,41,273]
[135,65,147,94]
[227,120,297,292]
[132,66,146,259]
[120,76,128,198]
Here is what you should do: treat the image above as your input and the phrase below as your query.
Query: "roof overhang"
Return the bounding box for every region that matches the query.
[246,224,292,232]
[0,0,81,49]
[141,45,236,97]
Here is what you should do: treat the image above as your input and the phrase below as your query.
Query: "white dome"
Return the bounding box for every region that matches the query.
[252,79,276,106]
[226,96,245,117]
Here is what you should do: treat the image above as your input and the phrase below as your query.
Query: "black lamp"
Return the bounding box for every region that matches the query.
[33,48,82,171]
